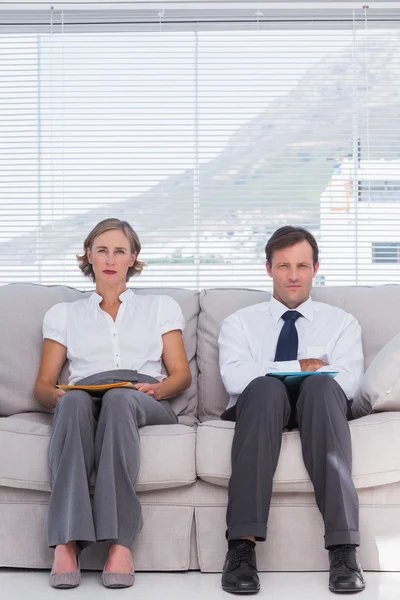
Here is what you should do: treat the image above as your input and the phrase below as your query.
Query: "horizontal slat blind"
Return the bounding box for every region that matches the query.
[2,8,400,33]
[321,21,400,286]
[0,35,40,283]
[0,8,399,289]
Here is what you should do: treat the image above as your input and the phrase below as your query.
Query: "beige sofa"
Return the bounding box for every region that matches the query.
[1,283,400,572]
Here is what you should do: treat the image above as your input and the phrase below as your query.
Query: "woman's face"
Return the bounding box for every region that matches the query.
[87,229,137,285]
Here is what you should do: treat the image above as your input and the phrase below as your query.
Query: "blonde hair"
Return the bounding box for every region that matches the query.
[77,218,147,281]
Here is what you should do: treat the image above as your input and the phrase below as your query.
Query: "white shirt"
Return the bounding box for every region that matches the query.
[43,289,185,385]
[218,296,364,408]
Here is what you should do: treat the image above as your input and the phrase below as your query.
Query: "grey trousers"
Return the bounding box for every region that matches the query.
[222,374,360,549]
[47,370,178,549]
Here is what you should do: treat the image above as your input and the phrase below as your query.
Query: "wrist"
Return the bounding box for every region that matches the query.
[154,382,165,401]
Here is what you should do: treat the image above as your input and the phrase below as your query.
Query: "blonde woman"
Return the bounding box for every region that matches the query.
[34,218,191,589]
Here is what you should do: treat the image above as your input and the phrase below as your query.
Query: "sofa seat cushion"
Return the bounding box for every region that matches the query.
[196,413,400,492]
[0,413,196,492]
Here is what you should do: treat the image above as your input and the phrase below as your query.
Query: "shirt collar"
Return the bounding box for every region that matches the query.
[269,295,314,323]
[90,288,134,307]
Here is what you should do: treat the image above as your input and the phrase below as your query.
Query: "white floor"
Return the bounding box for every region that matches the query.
[1,570,400,600]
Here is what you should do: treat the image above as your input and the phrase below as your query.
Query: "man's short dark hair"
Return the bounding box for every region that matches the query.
[265,226,319,266]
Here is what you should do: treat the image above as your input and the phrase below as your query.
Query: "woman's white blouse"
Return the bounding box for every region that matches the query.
[43,289,185,385]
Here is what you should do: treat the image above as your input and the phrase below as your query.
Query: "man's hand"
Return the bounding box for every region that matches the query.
[135,382,163,400]
[299,358,328,372]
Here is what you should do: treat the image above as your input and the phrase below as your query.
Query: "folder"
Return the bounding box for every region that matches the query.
[57,381,138,398]
[266,371,338,393]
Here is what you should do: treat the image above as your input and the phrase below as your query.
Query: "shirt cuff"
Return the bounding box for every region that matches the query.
[43,334,67,347]
[274,360,301,373]
[160,320,184,335]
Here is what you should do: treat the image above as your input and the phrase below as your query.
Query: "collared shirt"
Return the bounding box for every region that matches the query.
[43,289,185,385]
[218,296,364,408]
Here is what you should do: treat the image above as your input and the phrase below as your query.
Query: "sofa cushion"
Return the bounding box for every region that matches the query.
[196,413,400,492]
[0,283,199,424]
[0,284,86,418]
[0,413,196,492]
[310,286,400,370]
[197,286,400,422]
[198,289,269,421]
[352,332,400,418]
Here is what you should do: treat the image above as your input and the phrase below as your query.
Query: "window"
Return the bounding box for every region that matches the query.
[372,243,400,264]
[1,7,400,289]
[359,181,400,203]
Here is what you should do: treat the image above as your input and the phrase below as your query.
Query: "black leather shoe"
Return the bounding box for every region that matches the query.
[221,541,260,594]
[329,545,366,593]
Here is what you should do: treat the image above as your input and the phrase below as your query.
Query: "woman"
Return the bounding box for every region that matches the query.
[34,218,191,589]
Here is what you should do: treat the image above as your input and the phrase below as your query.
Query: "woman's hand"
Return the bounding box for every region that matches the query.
[35,384,65,409]
[54,388,66,403]
[135,382,163,400]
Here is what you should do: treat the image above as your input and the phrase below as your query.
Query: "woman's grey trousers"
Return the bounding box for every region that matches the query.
[47,371,177,549]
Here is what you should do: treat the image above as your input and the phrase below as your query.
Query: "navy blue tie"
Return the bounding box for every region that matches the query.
[274,310,302,362]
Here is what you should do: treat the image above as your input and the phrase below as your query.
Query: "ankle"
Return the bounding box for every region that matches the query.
[108,544,132,557]
[228,538,256,551]
[328,544,356,551]
[55,542,78,554]
[106,544,133,568]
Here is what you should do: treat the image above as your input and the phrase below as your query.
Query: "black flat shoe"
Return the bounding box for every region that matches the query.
[221,541,260,594]
[329,545,366,593]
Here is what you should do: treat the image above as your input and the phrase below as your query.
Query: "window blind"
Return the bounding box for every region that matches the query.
[0,7,399,289]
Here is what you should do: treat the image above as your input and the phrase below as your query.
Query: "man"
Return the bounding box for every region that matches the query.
[218,226,365,594]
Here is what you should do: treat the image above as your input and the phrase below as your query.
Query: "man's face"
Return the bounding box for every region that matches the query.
[266,240,319,309]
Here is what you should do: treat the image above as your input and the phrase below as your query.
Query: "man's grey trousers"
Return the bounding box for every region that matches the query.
[47,371,177,549]
[222,374,360,548]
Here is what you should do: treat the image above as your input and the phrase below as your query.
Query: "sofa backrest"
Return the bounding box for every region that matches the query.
[198,289,270,421]
[0,283,199,425]
[197,286,400,421]
[311,286,400,369]
[2,282,400,423]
